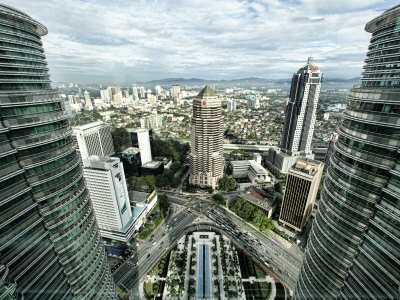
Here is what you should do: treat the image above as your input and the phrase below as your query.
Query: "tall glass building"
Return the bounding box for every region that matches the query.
[294,5,400,300]
[0,4,116,299]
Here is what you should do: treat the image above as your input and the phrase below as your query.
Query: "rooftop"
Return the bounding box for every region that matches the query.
[122,147,140,155]
[0,4,48,36]
[86,155,117,164]
[72,121,105,131]
[289,157,323,177]
[129,191,151,203]
[197,85,217,98]
[126,128,149,133]
[249,160,268,174]
[240,192,274,211]
[365,4,400,33]
[143,161,163,168]
[231,160,252,167]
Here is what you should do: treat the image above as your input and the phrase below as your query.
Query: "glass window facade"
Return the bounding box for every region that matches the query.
[0,5,117,299]
[294,5,400,300]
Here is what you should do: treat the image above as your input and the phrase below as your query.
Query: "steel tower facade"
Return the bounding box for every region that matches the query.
[0,4,116,299]
[294,5,400,300]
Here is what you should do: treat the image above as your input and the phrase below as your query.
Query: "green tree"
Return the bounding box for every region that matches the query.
[158,194,170,217]
[229,197,244,212]
[251,209,265,228]
[155,173,170,187]
[274,182,283,194]
[218,175,237,192]
[241,202,255,221]
[170,161,181,172]
[111,127,131,153]
[212,194,226,206]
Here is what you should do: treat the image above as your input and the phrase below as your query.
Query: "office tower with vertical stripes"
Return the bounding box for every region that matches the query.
[279,158,323,232]
[0,4,117,299]
[294,5,400,300]
[189,86,224,189]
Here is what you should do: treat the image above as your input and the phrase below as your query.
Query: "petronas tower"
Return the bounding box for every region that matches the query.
[294,5,400,300]
[0,4,117,299]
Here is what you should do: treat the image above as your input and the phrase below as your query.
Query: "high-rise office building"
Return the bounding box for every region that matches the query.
[268,58,322,174]
[281,57,322,156]
[139,86,145,99]
[83,90,93,110]
[279,158,323,232]
[228,100,236,111]
[294,5,400,300]
[0,4,116,299]
[155,85,162,96]
[132,84,139,100]
[83,156,133,240]
[72,121,115,160]
[171,85,182,106]
[140,114,163,130]
[189,86,224,189]
[127,129,152,165]
[171,85,180,99]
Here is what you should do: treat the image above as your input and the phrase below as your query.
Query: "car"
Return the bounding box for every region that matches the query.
[147,254,150,258]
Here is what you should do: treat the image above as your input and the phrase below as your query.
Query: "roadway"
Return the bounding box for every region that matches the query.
[113,195,212,298]
[112,191,303,297]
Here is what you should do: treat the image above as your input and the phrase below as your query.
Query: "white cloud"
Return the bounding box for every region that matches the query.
[4,0,398,83]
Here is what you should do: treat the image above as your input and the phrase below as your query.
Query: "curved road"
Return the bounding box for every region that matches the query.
[112,192,303,298]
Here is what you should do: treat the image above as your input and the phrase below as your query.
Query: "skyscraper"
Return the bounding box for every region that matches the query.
[83,90,93,110]
[83,156,133,242]
[139,86,145,99]
[189,86,224,189]
[279,158,323,232]
[171,85,182,106]
[72,121,115,160]
[0,5,116,299]
[267,58,322,174]
[281,57,322,156]
[132,84,139,100]
[294,5,400,300]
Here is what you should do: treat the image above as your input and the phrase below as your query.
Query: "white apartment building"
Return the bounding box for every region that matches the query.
[83,156,132,233]
[127,128,152,165]
[140,114,163,129]
[72,121,115,160]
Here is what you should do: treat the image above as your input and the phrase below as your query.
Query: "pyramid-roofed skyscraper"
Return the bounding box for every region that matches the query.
[189,86,224,189]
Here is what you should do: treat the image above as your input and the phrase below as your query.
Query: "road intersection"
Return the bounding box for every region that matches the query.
[112,191,304,298]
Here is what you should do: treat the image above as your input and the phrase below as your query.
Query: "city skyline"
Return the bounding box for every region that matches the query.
[1,2,399,299]
[4,0,399,84]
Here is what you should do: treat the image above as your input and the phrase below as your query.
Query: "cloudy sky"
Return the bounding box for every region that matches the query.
[7,0,399,84]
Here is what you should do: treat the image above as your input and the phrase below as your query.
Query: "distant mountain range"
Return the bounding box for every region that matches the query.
[57,77,361,90]
[138,77,361,90]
